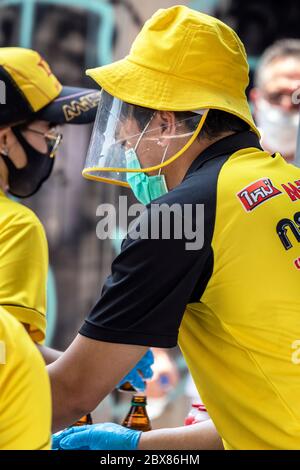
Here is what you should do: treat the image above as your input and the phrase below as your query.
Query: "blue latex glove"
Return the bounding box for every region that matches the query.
[117,349,154,391]
[52,423,142,450]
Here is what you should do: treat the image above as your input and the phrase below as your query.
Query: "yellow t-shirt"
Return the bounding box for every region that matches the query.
[0,307,51,449]
[0,191,48,342]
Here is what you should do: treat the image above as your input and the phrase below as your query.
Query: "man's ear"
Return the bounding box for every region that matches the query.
[156,111,176,147]
[0,128,10,153]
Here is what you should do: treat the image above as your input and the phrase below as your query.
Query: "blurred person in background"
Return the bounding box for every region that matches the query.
[250,39,300,162]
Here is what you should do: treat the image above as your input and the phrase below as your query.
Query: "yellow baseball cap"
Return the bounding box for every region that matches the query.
[86,5,259,137]
[0,47,100,126]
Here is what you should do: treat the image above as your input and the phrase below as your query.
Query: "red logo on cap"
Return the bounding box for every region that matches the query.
[37,57,52,77]
[237,178,282,212]
[37,55,60,90]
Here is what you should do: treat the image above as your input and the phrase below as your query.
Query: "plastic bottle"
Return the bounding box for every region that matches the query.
[184,403,209,425]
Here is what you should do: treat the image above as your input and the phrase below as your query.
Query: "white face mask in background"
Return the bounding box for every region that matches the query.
[255,98,300,157]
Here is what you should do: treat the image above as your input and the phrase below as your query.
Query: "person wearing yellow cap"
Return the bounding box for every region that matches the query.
[50,6,300,450]
[0,47,100,450]
[0,47,102,364]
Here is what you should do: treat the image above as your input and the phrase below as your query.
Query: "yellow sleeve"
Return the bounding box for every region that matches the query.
[0,307,51,449]
[0,204,48,343]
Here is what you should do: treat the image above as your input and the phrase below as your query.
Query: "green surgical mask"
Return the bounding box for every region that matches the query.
[125,148,168,205]
[125,111,168,205]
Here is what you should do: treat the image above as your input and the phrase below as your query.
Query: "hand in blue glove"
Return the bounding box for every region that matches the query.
[118,349,154,391]
[52,423,141,450]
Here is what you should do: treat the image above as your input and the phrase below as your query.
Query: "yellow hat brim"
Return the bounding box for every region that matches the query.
[86,57,260,138]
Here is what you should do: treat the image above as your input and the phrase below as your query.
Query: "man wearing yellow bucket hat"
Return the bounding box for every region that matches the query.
[50,6,300,450]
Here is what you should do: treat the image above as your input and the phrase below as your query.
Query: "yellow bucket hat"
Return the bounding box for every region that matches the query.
[86,5,259,137]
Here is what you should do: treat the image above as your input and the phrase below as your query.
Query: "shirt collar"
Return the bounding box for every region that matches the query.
[185,130,263,177]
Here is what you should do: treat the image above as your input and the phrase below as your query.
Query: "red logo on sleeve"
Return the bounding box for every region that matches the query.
[294,257,300,270]
[237,178,282,212]
[281,180,300,202]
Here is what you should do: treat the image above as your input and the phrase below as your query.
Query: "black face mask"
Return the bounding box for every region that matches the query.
[1,126,55,198]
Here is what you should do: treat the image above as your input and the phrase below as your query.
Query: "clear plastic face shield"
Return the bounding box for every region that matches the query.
[82,90,209,188]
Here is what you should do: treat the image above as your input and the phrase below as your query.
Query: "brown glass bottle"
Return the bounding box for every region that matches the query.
[72,413,93,427]
[122,395,151,432]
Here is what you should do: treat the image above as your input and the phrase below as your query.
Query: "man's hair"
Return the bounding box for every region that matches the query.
[254,39,300,88]
[131,106,249,141]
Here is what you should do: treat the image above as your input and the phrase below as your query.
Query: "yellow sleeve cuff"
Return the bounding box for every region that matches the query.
[1,304,46,343]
